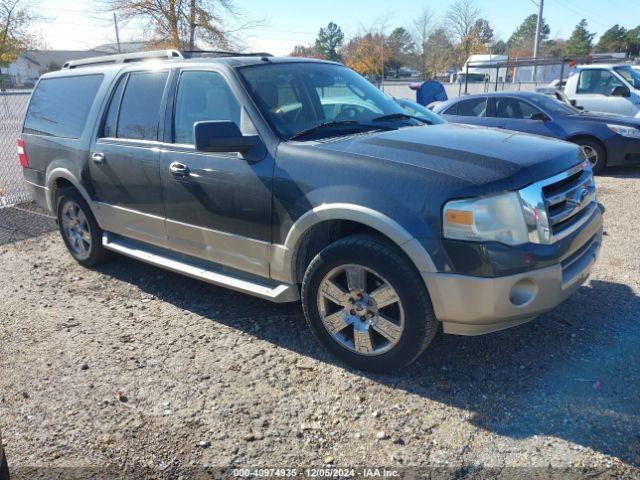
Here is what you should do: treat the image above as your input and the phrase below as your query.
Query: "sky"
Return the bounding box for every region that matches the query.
[35,0,640,55]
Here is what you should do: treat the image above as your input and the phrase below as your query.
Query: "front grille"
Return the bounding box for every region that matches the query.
[541,164,596,240]
[518,161,598,244]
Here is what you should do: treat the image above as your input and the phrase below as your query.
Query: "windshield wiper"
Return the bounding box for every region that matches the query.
[372,112,430,124]
[289,120,388,140]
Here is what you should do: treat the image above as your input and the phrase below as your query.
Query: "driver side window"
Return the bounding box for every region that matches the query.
[577,69,623,95]
[173,71,241,145]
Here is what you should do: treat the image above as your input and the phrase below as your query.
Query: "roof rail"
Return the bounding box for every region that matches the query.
[180,50,273,58]
[62,50,184,69]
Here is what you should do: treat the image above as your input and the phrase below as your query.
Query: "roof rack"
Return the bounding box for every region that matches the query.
[62,49,273,69]
[63,49,184,69]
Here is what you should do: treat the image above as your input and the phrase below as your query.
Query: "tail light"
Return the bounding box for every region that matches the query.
[17,138,28,167]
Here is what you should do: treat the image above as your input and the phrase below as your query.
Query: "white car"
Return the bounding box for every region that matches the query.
[564,64,640,118]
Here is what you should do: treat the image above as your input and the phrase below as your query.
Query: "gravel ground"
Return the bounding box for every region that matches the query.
[1,169,639,479]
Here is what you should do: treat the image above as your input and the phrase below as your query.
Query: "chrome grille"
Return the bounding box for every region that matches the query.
[519,161,598,244]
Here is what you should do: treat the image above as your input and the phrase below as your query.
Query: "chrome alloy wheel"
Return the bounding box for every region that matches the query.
[581,145,599,167]
[317,264,405,356]
[61,200,92,260]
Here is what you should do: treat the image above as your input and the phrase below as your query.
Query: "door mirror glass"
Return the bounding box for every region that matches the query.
[194,121,258,153]
[610,85,631,97]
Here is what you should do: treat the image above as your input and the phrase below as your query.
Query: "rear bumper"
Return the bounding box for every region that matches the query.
[423,226,602,336]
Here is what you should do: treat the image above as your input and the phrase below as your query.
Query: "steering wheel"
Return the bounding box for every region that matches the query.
[337,106,359,120]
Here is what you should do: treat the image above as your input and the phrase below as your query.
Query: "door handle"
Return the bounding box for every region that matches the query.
[169,162,190,177]
[91,152,105,164]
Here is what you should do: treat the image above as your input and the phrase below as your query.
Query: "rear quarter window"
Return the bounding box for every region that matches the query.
[24,74,104,138]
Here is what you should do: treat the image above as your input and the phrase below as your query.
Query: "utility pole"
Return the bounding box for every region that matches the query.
[532,0,544,82]
[113,13,121,53]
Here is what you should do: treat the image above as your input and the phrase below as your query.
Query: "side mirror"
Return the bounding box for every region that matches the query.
[610,85,631,97]
[194,121,259,153]
[530,112,550,122]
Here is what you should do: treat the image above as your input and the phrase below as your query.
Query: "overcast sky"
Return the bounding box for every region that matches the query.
[36,0,640,55]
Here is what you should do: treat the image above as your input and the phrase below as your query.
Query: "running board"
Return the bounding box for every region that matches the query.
[102,233,299,303]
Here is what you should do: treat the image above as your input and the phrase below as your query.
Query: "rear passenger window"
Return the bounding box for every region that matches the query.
[173,71,241,145]
[24,74,103,138]
[102,76,126,138]
[455,97,487,117]
[116,71,169,140]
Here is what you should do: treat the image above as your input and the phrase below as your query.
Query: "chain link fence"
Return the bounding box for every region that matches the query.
[1,90,32,207]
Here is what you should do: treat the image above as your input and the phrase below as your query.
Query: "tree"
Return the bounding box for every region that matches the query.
[107,0,259,50]
[386,27,415,76]
[563,19,595,57]
[491,39,508,55]
[290,44,321,59]
[0,0,40,64]
[314,22,344,61]
[508,14,550,53]
[411,7,435,79]
[342,32,388,77]
[445,0,482,59]
[595,24,627,53]
[626,26,640,57]
[423,27,455,79]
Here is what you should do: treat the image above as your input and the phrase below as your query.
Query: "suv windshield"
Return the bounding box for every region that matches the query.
[238,62,420,140]
[613,66,640,89]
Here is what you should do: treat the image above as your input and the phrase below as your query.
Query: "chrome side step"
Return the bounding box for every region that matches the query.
[102,233,299,303]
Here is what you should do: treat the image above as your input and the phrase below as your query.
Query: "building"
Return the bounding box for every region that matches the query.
[6,50,109,86]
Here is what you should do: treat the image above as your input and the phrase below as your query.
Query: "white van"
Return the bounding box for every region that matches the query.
[564,64,640,117]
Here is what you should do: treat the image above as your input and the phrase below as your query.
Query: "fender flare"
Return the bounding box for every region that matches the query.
[45,167,94,215]
[270,203,437,284]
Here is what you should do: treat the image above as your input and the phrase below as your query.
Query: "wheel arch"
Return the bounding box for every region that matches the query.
[270,203,437,284]
[46,167,94,214]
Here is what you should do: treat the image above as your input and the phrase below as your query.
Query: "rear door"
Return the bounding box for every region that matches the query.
[89,69,170,246]
[441,97,489,126]
[158,68,274,277]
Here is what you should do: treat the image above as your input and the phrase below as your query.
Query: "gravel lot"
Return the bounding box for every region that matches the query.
[1,169,639,479]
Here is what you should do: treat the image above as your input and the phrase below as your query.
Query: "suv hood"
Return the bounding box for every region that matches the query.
[314,123,582,191]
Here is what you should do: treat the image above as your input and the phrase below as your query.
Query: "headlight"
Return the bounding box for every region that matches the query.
[607,124,640,139]
[443,192,528,246]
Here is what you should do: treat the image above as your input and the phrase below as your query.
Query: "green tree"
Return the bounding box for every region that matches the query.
[507,14,550,52]
[491,39,508,55]
[386,27,415,75]
[595,24,627,53]
[315,22,344,61]
[625,26,640,57]
[290,44,320,58]
[563,19,595,57]
[1,0,40,64]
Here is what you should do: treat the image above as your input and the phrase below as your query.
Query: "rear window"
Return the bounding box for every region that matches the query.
[24,74,103,138]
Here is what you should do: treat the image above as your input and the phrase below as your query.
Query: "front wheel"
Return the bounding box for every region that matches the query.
[301,234,439,372]
[574,138,606,174]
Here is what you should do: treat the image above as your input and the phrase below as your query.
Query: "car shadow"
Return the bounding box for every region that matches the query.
[96,256,640,466]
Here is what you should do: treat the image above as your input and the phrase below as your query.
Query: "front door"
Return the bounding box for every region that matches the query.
[487,97,563,138]
[159,69,273,277]
[89,69,170,246]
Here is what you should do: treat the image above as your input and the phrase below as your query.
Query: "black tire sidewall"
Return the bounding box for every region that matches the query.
[0,451,9,480]
[56,189,105,267]
[302,235,437,372]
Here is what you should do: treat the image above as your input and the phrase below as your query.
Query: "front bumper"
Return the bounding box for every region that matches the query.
[423,222,602,336]
[605,134,640,165]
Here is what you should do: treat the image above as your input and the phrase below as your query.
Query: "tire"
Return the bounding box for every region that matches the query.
[0,451,9,480]
[301,234,439,372]
[573,138,606,174]
[56,188,107,268]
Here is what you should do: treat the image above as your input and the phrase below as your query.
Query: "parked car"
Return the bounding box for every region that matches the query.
[394,97,445,124]
[19,51,602,372]
[564,64,640,117]
[433,91,640,173]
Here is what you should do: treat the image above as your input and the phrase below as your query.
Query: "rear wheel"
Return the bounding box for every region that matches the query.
[56,188,107,267]
[301,234,439,372]
[574,138,606,174]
